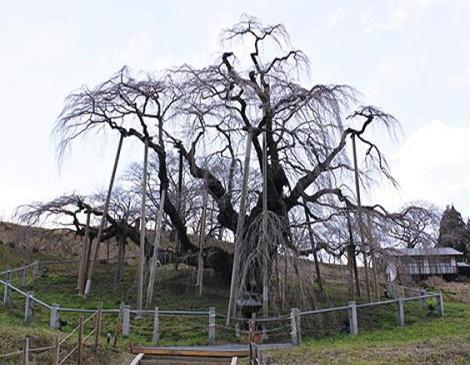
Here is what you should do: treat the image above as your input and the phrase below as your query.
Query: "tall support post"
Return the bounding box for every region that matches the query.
[348,301,358,335]
[50,304,61,329]
[209,307,216,345]
[197,180,209,297]
[396,297,405,327]
[437,291,444,317]
[152,307,160,343]
[122,304,131,337]
[85,135,124,296]
[227,129,253,324]
[302,197,324,296]
[137,138,149,313]
[78,211,91,294]
[146,189,166,308]
[25,291,34,322]
[346,214,361,297]
[175,149,184,253]
[262,129,269,317]
[351,134,371,302]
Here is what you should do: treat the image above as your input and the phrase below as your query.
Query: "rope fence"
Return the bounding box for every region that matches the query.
[0,258,446,352]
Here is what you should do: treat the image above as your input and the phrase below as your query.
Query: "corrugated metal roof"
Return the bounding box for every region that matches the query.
[390,247,463,256]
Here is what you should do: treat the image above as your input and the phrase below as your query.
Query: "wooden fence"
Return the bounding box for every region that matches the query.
[0,259,446,350]
[0,307,102,364]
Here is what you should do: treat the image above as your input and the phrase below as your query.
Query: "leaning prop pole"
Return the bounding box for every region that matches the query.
[262,129,269,316]
[84,134,124,297]
[137,138,149,312]
[196,178,209,296]
[351,133,371,302]
[77,210,91,294]
[226,129,253,325]
[146,189,166,308]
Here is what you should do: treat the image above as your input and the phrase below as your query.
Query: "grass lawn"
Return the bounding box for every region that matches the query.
[271,301,470,364]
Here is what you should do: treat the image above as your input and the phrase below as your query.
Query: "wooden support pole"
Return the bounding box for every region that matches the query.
[348,301,358,335]
[175,149,184,253]
[227,129,253,324]
[94,304,102,351]
[302,198,324,296]
[137,138,149,313]
[152,307,160,343]
[262,129,269,317]
[197,181,209,297]
[53,335,60,365]
[78,211,91,293]
[23,336,30,365]
[77,315,83,365]
[146,189,166,308]
[346,214,361,297]
[209,307,216,345]
[351,134,371,302]
[420,289,426,308]
[85,135,124,296]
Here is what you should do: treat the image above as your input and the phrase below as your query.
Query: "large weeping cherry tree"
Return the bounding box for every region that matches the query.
[52,16,400,314]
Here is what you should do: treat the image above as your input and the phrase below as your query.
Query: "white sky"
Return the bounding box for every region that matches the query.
[0,0,469,221]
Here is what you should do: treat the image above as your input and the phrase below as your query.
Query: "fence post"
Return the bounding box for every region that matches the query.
[420,289,426,308]
[94,305,102,351]
[3,274,12,307]
[33,260,40,277]
[20,267,26,286]
[122,304,131,337]
[50,304,61,329]
[290,308,300,345]
[209,307,216,345]
[78,315,83,365]
[348,301,358,335]
[25,291,34,322]
[23,336,30,365]
[396,298,405,327]
[152,307,160,343]
[437,291,444,317]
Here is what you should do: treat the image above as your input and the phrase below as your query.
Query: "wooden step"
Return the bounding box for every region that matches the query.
[139,356,233,365]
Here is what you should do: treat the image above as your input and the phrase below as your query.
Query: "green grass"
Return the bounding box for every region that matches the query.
[271,301,470,364]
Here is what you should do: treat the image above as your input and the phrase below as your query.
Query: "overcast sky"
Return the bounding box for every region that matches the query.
[0,0,469,221]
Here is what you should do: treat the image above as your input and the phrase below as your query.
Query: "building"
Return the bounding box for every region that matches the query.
[386,247,463,282]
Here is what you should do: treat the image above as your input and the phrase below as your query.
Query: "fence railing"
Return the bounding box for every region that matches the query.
[0,259,446,350]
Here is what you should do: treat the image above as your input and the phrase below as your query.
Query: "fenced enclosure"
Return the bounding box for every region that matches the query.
[0,258,446,357]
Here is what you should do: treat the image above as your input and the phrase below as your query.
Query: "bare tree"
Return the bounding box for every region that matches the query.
[52,17,400,312]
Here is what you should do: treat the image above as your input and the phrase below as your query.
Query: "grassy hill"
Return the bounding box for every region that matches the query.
[2,223,470,364]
